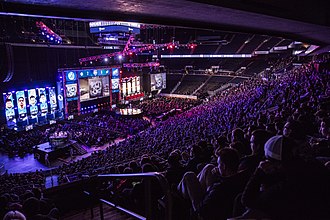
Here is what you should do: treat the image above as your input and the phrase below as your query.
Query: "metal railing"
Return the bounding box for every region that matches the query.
[85,172,172,220]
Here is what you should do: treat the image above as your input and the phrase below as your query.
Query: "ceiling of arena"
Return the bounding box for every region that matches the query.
[1,0,330,45]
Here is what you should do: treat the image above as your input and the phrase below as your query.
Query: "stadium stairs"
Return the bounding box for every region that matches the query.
[192,75,212,96]
[72,141,88,155]
[171,74,186,94]
[62,204,137,220]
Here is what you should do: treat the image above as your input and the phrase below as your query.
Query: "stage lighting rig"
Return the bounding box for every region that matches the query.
[36,21,62,44]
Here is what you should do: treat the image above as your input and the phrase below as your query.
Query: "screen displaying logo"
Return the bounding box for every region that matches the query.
[111,78,119,90]
[89,78,103,98]
[66,71,77,81]
[112,68,119,78]
[66,84,78,98]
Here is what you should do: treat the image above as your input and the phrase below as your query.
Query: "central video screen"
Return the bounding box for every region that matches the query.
[80,76,110,102]
[151,73,166,91]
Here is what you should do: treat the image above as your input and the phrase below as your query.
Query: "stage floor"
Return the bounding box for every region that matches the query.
[1,137,126,174]
[0,152,54,173]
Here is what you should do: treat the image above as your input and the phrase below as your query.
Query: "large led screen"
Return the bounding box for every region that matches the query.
[112,78,119,90]
[38,88,48,116]
[65,83,78,98]
[102,76,110,96]
[49,87,57,109]
[89,77,103,98]
[16,90,27,119]
[132,77,136,93]
[80,76,110,102]
[65,70,77,82]
[79,78,89,101]
[136,77,140,93]
[112,68,119,78]
[28,89,38,118]
[3,92,16,125]
[127,80,132,95]
[122,79,127,96]
[151,73,166,91]
[3,86,60,127]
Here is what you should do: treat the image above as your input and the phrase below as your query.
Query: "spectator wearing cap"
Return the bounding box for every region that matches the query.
[241,135,330,219]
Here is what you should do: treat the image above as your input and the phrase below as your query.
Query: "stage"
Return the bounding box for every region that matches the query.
[34,140,77,163]
[115,108,143,117]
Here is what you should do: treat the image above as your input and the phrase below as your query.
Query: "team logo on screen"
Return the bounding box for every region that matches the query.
[67,71,76,81]
[66,84,77,98]
[112,79,119,90]
[89,80,102,96]
[58,94,63,101]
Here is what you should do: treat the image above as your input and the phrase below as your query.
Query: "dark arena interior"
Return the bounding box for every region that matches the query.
[1,1,330,219]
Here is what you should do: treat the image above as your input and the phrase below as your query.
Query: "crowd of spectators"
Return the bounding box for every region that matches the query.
[0,111,151,156]
[1,59,330,219]
[61,113,151,146]
[0,125,59,157]
[0,178,59,220]
[0,170,58,220]
[57,61,330,219]
[134,97,201,117]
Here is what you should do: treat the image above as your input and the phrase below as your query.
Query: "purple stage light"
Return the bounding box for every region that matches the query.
[50,37,54,40]
[46,35,49,38]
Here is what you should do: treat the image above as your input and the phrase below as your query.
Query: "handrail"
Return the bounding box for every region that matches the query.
[100,198,146,220]
[96,172,172,220]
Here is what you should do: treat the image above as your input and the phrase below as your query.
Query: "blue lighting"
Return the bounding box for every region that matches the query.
[46,35,49,38]
[50,37,54,40]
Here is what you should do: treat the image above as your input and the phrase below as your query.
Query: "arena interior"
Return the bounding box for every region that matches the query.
[0,1,330,220]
